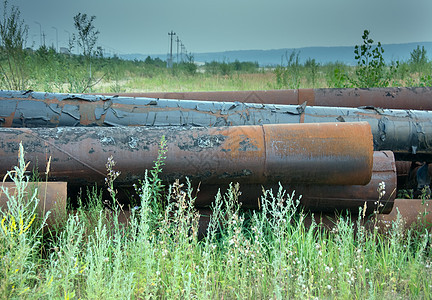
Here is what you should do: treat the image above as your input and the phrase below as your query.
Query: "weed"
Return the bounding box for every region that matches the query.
[0,0,29,90]
[147,135,167,214]
[274,50,301,89]
[0,143,49,298]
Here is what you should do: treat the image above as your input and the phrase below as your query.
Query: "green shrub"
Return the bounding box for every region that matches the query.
[351,30,398,88]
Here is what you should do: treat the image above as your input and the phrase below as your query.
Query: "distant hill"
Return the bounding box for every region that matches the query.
[119,42,432,66]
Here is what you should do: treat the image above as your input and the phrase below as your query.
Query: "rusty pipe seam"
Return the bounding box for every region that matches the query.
[0,122,373,187]
[195,151,396,214]
[1,90,431,161]
[95,87,432,110]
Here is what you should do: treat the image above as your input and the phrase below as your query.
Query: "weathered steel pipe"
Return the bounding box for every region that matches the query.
[304,198,432,233]
[195,151,396,214]
[0,122,373,186]
[375,198,432,231]
[97,87,432,110]
[1,90,431,161]
[0,182,67,226]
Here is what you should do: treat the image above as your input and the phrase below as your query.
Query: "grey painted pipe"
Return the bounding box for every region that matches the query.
[1,90,432,161]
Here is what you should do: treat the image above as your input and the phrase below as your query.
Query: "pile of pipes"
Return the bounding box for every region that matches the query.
[1,87,432,228]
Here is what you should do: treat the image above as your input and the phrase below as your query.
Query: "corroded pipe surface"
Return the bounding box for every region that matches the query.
[0,123,373,186]
[375,199,432,231]
[303,198,432,233]
[195,151,396,214]
[1,90,431,161]
[97,87,432,110]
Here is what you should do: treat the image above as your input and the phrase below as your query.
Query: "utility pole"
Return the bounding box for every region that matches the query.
[52,26,58,52]
[34,21,42,48]
[181,43,185,62]
[64,30,71,54]
[168,30,176,68]
[176,36,180,64]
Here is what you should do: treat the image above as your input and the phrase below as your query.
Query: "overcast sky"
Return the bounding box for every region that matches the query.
[11,0,432,56]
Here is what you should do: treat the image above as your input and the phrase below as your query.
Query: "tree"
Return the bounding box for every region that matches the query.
[410,45,427,65]
[72,12,100,92]
[352,29,398,88]
[0,0,28,90]
[73,13,99,58]
[410,45,428,75]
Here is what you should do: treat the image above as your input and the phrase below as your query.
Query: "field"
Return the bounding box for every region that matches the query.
[1,143,432,299]
[2,43,432,93]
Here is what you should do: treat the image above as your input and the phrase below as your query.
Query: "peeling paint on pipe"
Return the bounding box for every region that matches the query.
[97,87,432,110]
[0,122,373,186]
[0,90,431,161]
[195,151,396,214]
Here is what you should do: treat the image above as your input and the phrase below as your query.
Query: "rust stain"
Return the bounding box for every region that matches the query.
[1,111,15,127]
[298,88,315,106]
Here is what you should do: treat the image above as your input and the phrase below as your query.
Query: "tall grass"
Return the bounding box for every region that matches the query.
[1,145,432,298]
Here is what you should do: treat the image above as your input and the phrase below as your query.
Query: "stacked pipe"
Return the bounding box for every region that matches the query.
[97,86,432,110]
[1,90,432,161]
[1,88,428,217]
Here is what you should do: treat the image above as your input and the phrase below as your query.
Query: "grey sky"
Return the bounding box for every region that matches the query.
[11,0,432,56]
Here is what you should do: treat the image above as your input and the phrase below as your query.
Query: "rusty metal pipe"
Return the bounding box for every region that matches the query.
[0,182,67,226]
[375,198,432,231]
[96,87,432,110]
[195,151,396,214]
[303,198,432,233]
[1,90,431,161]
[0,122,373,186]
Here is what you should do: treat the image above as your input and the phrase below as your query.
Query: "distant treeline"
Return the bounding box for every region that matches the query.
[204,60,260,75]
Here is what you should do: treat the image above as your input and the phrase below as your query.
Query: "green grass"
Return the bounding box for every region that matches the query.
[1,144,432,299]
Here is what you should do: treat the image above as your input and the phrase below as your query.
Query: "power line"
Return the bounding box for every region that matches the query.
[176,36,180,63]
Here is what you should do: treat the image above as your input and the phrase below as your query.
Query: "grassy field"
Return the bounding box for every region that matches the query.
[2,43,432,93]
[1,144,432,299]
[27,60,432,94]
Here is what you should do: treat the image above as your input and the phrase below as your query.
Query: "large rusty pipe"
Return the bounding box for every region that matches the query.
[97,87,432,110]
[303,198,432,233]
[195,151,396,214]
[0,122,373,186]
[1,90,431,161]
